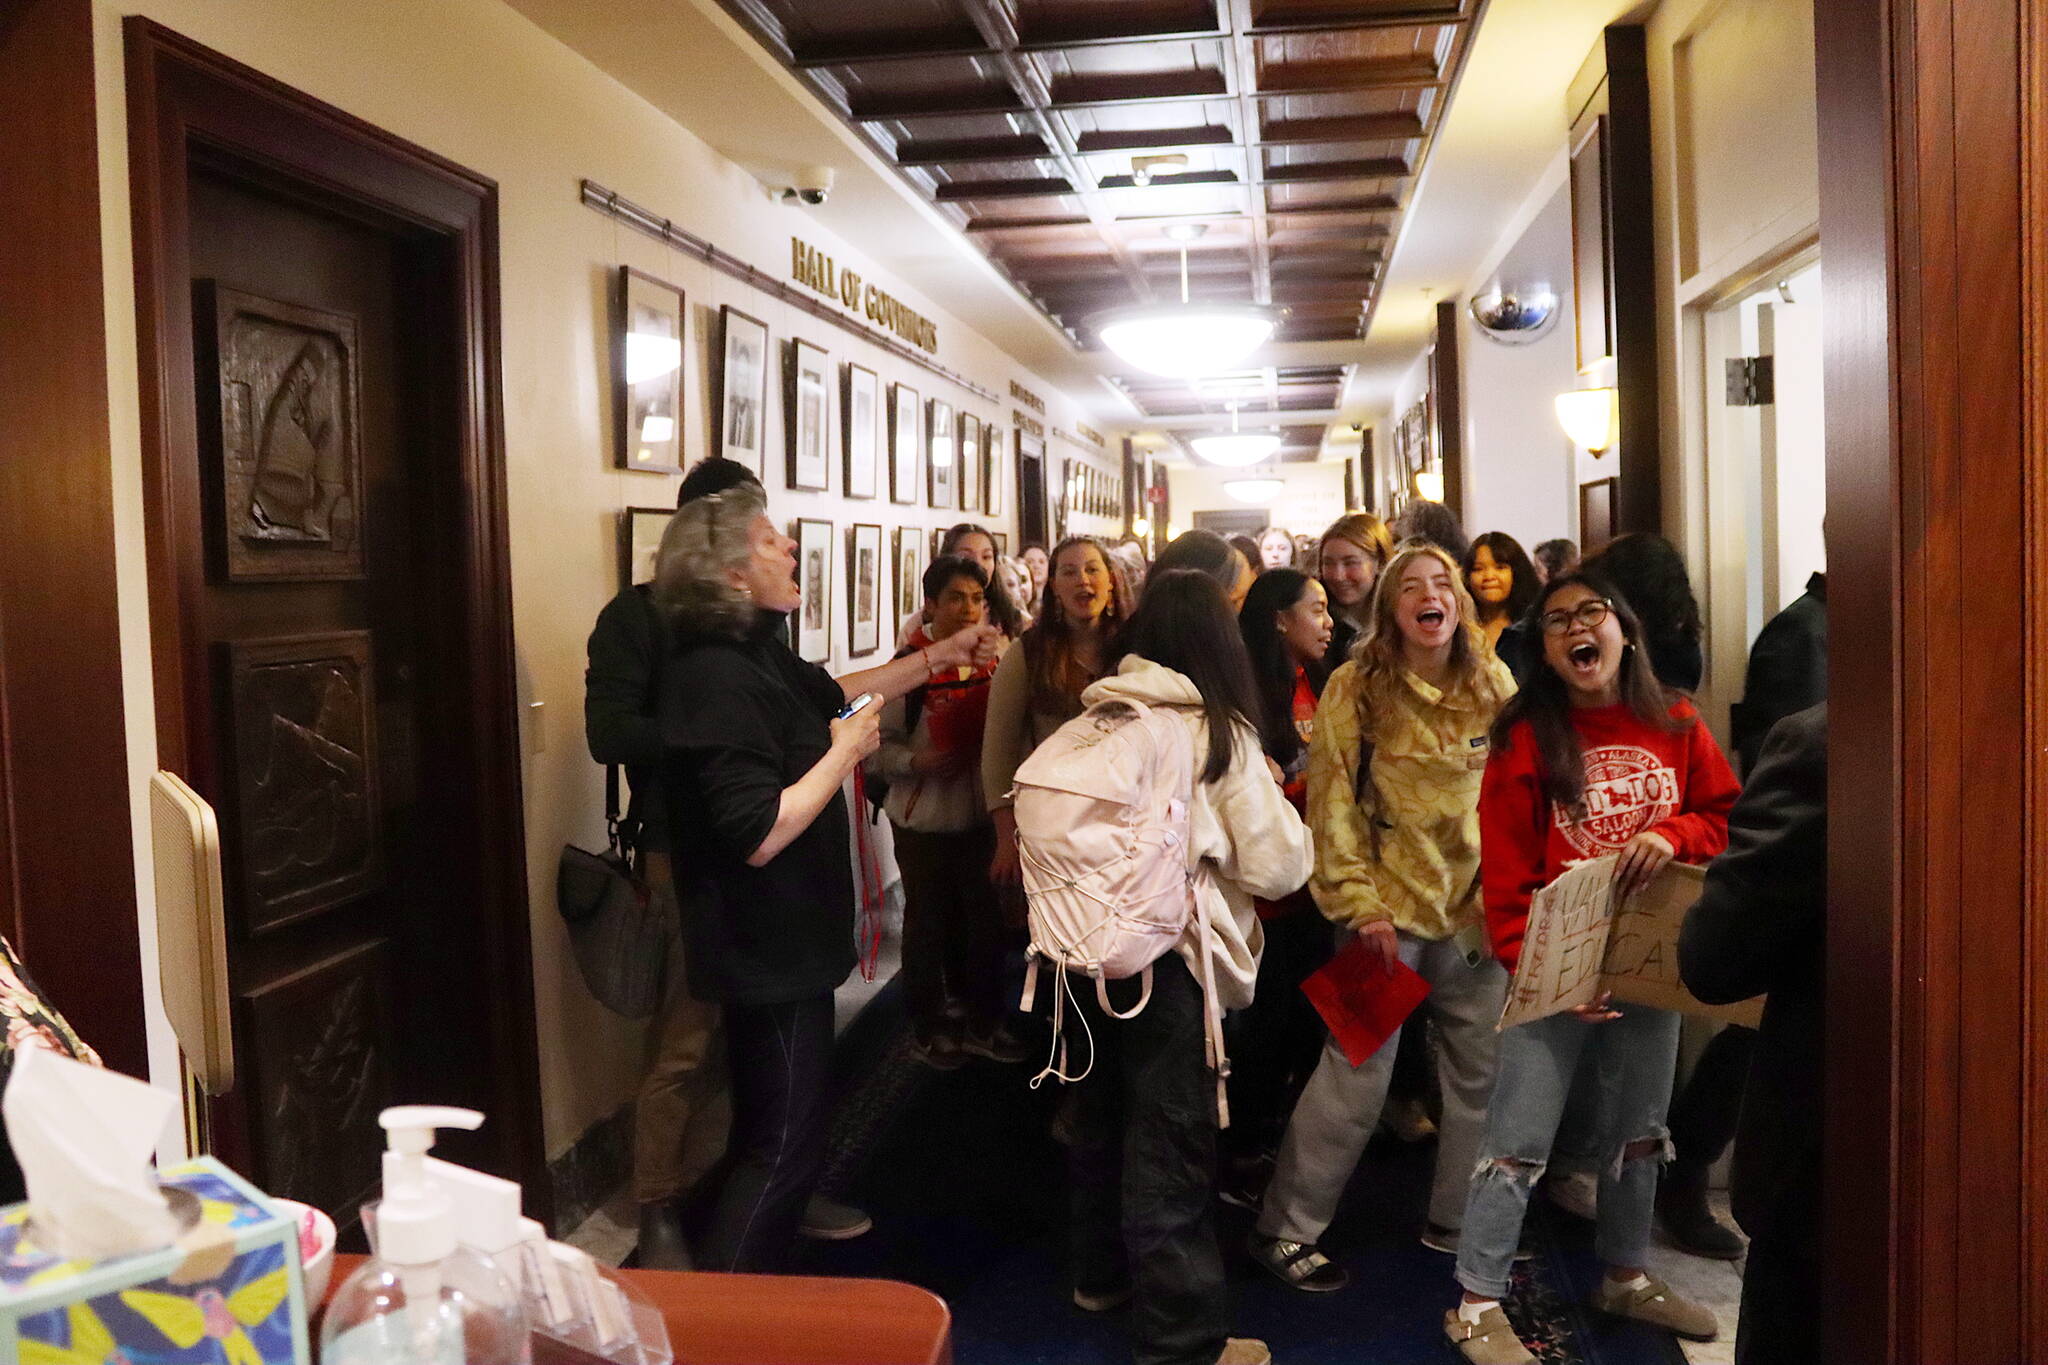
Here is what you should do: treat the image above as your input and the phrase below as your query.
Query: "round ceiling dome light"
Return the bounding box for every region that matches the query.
[1097,304,1277,380]
[1188,430,1282,467]
[1224,476,1284,505]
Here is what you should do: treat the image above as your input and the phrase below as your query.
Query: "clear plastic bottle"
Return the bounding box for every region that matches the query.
[320,1107,529,1365]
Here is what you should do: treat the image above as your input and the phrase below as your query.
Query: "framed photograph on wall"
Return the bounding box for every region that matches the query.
[983,425,1003,518]
[1016,430,1047,548]
[889,382,920,505]
[794,518,833,662]
[847,523,883,656]
[618,506,674,589]
[894,527,923,624]
[717,304,769,477]
[786,338,831,491]
[843,363,879,499]
[958,413,982,513]
[614,268,685,474]
[930,526,947,560]
[927,398,956,510]
[992,531,1008,554]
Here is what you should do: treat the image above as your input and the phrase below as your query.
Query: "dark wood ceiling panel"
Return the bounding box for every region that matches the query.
[714,0,1483,420]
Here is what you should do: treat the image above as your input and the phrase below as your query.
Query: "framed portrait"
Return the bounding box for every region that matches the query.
[1016,430,1047,547]
[889,382,920,505]
[618,506,674,589]
[958,413,982,514]
[983,425,1003,518]
[927,399,956,510]
[992,531,1009,554]
[930,526,947,559]
[847,523,883,656]
[717,304,769,477]
[793,518,833,663]
[843,362,880,499]
[894,527,924,624]
[786,337,830,491]
[615,267,686,475]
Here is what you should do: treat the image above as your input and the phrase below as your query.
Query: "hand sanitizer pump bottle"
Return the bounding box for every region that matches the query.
[321,1106,530,1365]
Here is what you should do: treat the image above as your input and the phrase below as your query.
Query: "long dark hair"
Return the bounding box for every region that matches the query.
[1024,535,1131,715]
[1116,570,1262,784]
[1392,499,1469,561]
[1491,571,1688,816]
[1239,569,1326,770]
[939,522,1025,637]
[1462,531,1541,624]
[1157,528,1249,592]
[1581,532,1701,643]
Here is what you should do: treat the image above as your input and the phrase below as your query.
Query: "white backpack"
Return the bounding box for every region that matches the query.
[1011,696,1231,1125]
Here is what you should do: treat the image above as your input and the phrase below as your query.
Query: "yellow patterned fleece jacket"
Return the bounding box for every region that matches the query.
[1306,655,1515,941]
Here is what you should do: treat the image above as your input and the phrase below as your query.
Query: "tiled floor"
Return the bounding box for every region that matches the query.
[1647,1191,1746,1365]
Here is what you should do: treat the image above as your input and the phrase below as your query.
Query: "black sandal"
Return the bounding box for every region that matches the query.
[1247,1233,1349,1293]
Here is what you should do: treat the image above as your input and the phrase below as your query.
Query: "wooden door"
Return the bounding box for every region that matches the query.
[126,23,545,1227]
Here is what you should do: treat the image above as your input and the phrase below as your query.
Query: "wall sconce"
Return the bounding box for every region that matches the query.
[1554,387,1619,453]
[1413,466,1445,502]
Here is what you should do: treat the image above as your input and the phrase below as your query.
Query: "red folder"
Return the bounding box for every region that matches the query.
[1300,938,1432,1067]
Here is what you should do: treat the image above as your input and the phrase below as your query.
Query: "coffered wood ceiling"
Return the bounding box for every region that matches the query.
[715,0,1482,445]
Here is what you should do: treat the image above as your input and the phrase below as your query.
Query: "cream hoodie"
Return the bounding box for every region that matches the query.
[1080,657,1315,1010]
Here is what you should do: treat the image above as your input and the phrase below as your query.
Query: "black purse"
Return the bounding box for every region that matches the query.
[556,764,669,1019]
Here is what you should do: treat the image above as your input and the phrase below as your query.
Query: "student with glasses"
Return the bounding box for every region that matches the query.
[1444,573,1739,1365]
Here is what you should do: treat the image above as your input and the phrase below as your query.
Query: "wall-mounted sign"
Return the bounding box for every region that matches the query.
[1076,422,1105,448]
[1014,410,1045,438]
[791,237,939,354]
[1009,380,1045,415]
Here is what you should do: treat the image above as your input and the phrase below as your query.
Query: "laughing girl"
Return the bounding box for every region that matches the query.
[1445,572,1739,1364]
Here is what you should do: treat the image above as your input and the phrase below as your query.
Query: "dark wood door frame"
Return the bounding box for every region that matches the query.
[1818,1,2041,1359]
[123,21,547,1215]
[0,0,147,1076]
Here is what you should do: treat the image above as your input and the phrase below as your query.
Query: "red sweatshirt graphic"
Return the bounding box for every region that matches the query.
[1480,701,1738,972]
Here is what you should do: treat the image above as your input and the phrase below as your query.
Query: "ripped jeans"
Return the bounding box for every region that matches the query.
[1454,1003,1682,1299]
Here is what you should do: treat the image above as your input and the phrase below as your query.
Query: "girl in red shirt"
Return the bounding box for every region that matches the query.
[1446,573,1738,1365]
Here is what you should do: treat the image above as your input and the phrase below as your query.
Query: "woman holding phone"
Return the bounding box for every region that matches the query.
[1445,572,1737,1364]
[654,482,999,1272]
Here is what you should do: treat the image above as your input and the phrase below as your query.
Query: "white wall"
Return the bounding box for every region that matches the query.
[89,0,1121,1158]
[1457,182,1579,551]
[1166,462,1348,542]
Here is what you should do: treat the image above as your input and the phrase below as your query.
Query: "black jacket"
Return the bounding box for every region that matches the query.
[584,584,672,853]
[1678,703,1826,1247]
[1730,572,1827,775]
[660,611,855,1004]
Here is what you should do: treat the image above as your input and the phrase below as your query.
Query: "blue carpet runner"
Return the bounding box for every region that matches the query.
[799,976,1687,1365]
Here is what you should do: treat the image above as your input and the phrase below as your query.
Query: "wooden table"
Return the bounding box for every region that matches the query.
[323,1254,952,1365]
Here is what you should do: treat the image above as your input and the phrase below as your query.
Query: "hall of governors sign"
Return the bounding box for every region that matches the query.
[791,237,939,354]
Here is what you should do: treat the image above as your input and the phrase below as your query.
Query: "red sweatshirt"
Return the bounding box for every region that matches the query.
[1480,700,1738,972]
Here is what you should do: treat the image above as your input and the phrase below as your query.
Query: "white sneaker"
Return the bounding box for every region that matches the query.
[1545,1170,1598,1222]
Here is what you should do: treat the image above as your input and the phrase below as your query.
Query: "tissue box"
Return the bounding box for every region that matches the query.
[0,1156,310,1365]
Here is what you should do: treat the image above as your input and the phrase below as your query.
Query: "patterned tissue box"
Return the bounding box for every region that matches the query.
[0,1155,310,1365]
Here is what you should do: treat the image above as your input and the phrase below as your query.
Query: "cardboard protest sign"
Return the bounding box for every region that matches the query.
[1602,861,1763,1028]
[1499,855,1765,1030]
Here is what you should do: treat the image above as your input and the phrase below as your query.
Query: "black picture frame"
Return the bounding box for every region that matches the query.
[847,522,883,656]
[717,304,769,477]
[843,362,880,499]
[615,267,686,475]
[889,381,920,505]
[618,506,674,590]
[785,336,830,491]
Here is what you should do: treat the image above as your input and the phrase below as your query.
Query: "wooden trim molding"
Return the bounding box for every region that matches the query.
[0,0,147,1074]
[1818,0,2039,1359]
[1432,298,1464,520]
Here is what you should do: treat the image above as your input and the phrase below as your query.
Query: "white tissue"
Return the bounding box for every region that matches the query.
[3,1046,178,1259]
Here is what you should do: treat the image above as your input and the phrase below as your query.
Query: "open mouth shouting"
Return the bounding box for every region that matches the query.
[1567,639,1603,673]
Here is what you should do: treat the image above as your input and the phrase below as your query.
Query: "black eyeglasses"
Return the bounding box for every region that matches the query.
[1539,598,1613,635]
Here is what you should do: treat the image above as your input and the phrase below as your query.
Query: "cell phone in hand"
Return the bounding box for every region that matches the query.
[837,692,878,721]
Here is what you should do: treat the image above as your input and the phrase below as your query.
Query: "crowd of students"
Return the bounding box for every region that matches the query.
[587,458,1825,1365]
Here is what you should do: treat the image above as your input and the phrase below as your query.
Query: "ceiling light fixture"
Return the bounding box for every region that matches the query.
[1554,386,1619,453]
[1130,153,1188,187]
[1225,475,1285,505]
[1096,224,1276,379]
[1189,402,1282,467]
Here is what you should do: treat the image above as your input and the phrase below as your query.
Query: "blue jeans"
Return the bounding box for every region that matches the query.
[1453,1003,1681,1298]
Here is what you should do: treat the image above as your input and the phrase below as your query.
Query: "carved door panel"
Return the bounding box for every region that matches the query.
[186,167,495,1226]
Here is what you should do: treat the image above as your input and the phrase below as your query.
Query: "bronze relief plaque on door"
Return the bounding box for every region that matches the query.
[197,282,365,580]
[225,631,381,932]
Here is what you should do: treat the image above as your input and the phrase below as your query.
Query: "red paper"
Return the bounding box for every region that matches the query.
[1300,938,1432,1067]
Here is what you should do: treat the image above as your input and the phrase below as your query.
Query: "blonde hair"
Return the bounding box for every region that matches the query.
[1350,542,1510,718]
[653,482,768,638]
[1320,512,1395,573]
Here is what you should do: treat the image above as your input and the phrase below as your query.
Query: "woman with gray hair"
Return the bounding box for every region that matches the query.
[653,481,1000,1272]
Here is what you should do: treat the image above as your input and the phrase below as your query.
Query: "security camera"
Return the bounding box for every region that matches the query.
[781,165,834,206]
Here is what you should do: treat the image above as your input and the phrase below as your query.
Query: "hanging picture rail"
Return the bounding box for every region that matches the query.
[581,180,997,404]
